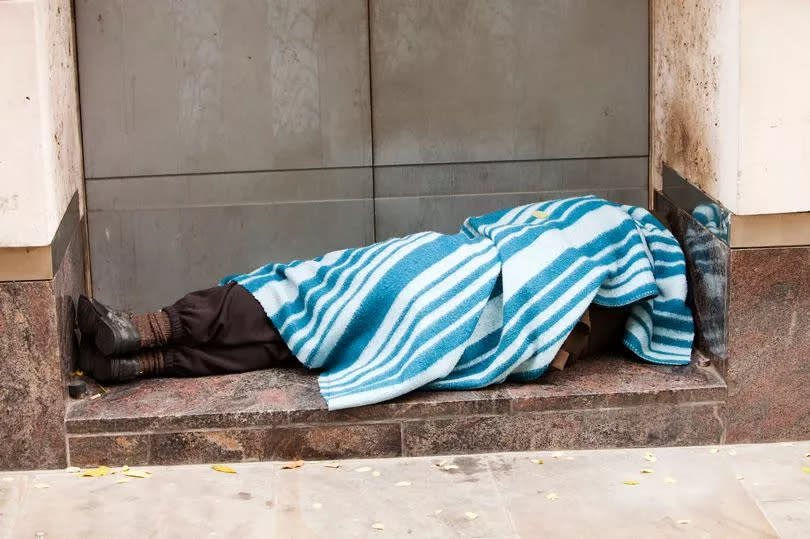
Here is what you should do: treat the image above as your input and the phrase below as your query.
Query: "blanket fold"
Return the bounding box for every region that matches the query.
[224,196,694,409]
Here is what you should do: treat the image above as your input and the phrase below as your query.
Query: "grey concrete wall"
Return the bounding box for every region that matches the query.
[76,0,649,311]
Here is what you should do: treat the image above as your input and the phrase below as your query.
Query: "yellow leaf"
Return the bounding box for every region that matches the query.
[664,477,678,484]
[81,466,111,477]
[643,452,657,463]
[532,210,549,219]
[465,512,478,520]
[545,493,558,501]
[355,466,372,473]
[281,460,304,470]
[71,370,84,376]
[677,519,691,525]
[89,393,102,400]
[121,465,130,472]
[530,459,544,465]
[123,470,152,479]
[212,464,238,474]
[801,467,810,474]
[395,481,412,487]
[371,522,385,531]
[33,483,49,489]
[65,466,80,474]
[323,462,341,469]
[116,477,131,484]
[623,480,640,486]
[640,469,654,474]
[312,502,323,510]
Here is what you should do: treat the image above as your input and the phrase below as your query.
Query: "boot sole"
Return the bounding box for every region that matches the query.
[95,316,141,357]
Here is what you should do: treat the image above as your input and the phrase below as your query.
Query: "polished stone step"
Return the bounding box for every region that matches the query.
[65,353,727,467]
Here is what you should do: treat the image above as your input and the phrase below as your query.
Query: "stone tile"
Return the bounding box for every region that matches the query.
[88,198,374,311]
[0,473,28,539]
[53,221,85,377]
[264,424,402,461]
[0,280,66,470]
[272,455,516,538]
[403,403,724,456]
[77,0,371,177]
[726,247,810,442]
[725,441,810,503]
[371,0,648,165]
[10,463,279,538]
[758,500,810,539]
[489,448,777,538]
[375,157,647,198]
[68,435,150,467]
[86,168,373,211]
[504,354,725,412]
[149,430,266,466]
[656,192,729,364]
[375,188,647,239]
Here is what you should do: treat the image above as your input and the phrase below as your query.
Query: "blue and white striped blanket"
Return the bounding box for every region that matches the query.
[224,196,694,409]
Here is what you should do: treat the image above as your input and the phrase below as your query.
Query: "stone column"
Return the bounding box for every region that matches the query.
[651,0,810,441]
[0,0,86,469]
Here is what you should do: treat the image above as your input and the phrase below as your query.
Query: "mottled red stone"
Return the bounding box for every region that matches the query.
[403,403,725,456]
[726,247,810,442]
[69,435,150,467]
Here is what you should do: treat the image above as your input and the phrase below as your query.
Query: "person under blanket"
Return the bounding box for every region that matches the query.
[76,196,694,409]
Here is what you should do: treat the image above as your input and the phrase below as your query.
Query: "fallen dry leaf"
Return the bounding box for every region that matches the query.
[312,502,323,510]
[212,464,238,474]
[622,480,640,486]
[355,466,372,473]
[395,481,412,487]
[281,460,304,470]
[71,370,84,377]
[664,477,678,484]
[709,447,720,454]
[65,466,80,474]
[434,460,448,468]
[805,453,810,458]
[33,483,49,489]
[545,493,558,501]
[677,519,691,525]
[371,522,385,531]
[116,477,131,484]
[640,469,654,474]
[89,393,102,400]
[801,467,810,474]
[121,465,130,472]
[643,452,657,463]
[81,466,111,478]
[465,512,478,520]
[123,470,152,479]
[323,462,341,469]
[530,459,544,465]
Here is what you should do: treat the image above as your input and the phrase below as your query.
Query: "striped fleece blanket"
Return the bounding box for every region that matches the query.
[223,196,694,410]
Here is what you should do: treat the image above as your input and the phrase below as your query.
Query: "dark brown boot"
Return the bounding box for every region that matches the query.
[80,340,165,384]
[78,295,141,356]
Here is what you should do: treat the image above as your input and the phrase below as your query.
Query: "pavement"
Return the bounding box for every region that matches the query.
[1,441,808,538]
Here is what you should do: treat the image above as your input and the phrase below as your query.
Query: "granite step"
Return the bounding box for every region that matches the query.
[65,353,727,467]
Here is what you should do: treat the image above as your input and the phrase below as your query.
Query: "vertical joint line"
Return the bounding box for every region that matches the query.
[367,0,376,243]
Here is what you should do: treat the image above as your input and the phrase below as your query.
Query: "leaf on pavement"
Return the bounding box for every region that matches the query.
[81,466,111,478]
[395,481,412,487]
[281,461,304,470]
[709,447,720,454]
[65,466,80,474]
[640,469,654,474]
[116,477,131,484]
[643,452,657,463]
[801,467,810,474]
[323,462,341,469]
[123,470,152,479]
[371,522,385,530]
[530,459,544,465]
[212,464,238,474]
[677,519,691,525]
[545,493,558,501]
[622,480,640,486]
[465,512,478,520]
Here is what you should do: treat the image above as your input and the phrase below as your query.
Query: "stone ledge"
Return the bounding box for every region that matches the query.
[65,353,727,466]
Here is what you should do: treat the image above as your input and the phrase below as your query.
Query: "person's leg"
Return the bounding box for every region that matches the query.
[164,340,297,377]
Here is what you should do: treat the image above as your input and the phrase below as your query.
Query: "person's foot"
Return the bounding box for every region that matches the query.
[77,295,141,356]
[79,339,142,384]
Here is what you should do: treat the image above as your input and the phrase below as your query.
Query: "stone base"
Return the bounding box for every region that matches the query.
[65,353,726,466]
[0,222,84,470]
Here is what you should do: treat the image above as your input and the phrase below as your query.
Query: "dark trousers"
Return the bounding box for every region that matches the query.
[161,282,295,376]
